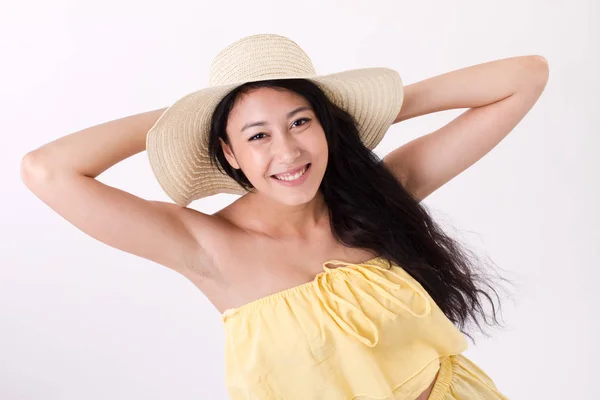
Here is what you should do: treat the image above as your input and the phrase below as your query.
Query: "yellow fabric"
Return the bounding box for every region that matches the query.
[429,355,508,400]
[221,256,507,399]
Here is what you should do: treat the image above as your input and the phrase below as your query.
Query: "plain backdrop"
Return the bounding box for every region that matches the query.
[1,0,598,399]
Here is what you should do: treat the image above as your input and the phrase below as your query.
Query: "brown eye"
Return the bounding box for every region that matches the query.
[249,133,267,141]
[292,118,310,128]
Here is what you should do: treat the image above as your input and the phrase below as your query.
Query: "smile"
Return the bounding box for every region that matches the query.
[271,164,311,185]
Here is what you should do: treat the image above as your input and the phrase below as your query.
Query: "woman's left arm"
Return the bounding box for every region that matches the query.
[383,55,549,202]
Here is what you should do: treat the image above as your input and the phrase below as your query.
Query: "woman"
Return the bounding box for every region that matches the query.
[21,34,548,399]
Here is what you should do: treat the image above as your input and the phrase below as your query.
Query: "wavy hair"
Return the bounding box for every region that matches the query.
[208,78,510,340]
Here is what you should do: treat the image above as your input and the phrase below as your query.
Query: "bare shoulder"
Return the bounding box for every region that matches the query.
[179,199,250,279]
[176,199,265,310]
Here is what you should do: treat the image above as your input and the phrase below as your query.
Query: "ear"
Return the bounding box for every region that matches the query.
[219,137,241,169]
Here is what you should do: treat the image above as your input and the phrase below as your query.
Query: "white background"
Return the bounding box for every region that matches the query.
[2,0,598,398]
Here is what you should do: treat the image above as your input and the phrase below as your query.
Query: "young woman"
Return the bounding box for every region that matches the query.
[21,34,548,399]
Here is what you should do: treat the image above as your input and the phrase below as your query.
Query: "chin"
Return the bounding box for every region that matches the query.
[262,182,322,207]
[277,190,320,206]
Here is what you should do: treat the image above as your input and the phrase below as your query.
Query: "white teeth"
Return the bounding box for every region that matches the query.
[274,165,308,181]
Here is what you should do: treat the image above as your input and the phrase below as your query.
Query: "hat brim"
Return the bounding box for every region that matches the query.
[146,67,403,207]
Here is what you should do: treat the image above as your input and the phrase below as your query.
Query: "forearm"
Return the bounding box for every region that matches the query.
[22,107,168,179]
[395,55,549,123]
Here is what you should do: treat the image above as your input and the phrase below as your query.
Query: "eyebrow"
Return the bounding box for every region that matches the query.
[241,106,312,133]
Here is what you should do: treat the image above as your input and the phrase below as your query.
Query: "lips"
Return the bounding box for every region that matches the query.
[271,163,310,180]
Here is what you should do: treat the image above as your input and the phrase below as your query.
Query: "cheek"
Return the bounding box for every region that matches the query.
[239,149,270,178]
[311,132,329,161]
[302,125,327,152]
[305,134,328,178]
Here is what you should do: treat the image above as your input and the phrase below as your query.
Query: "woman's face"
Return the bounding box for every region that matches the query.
[221,87,328,206]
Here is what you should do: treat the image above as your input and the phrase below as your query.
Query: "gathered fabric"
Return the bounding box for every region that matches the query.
[221,257,507,399]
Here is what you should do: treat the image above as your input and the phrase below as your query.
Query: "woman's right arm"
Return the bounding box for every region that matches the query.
[20,108,215,277]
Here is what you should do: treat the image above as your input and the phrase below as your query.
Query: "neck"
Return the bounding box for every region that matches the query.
[242,190,330,240]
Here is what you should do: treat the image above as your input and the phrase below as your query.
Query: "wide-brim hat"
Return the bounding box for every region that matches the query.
[146,33,404,207]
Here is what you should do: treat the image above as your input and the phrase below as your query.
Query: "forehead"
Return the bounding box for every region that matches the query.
[228,87,311,123]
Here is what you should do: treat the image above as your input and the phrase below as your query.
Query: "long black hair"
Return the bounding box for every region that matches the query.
[208,78,510,340]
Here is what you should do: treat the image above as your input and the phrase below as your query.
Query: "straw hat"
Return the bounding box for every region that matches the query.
[146,33,404,207]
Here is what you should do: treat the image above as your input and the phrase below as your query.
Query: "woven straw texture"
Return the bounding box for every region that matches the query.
[146,33,404,206]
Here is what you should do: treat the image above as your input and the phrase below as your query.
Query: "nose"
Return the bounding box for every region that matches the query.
[272,133,301,163]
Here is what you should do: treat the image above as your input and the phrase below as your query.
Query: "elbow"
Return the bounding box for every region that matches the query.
[532,55,549,67]
[20,152,54,187]
[532,55,549,77]
[526,55,550,90]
